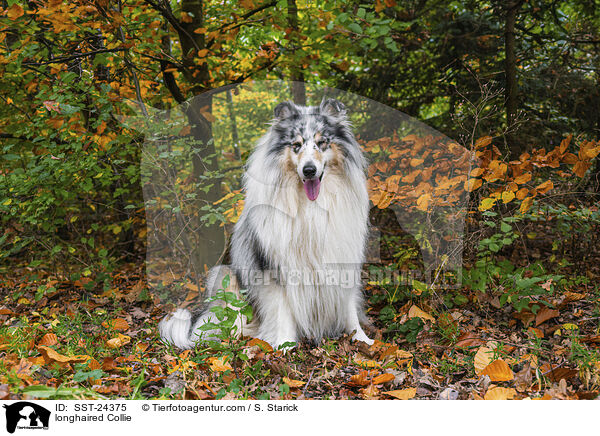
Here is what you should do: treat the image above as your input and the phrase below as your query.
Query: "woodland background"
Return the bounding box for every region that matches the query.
[0,0,599,400]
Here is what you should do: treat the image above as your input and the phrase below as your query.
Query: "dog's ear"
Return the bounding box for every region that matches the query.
[320,98,347,119]
[273,101,299,120]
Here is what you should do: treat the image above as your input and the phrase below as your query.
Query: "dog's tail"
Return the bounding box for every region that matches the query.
[159,266,248,349]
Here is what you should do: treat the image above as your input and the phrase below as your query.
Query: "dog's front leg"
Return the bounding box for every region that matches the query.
[255,284,298,351]
[345,294,374,346]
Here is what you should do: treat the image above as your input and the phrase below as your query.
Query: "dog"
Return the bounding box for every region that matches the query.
[159,98,374,350]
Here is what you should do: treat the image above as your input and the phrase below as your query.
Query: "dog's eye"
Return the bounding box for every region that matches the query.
[292,142,302,153]
[317,140,329,150]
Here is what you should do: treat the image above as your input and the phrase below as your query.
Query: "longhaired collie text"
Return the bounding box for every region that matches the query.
[160,98,373,349]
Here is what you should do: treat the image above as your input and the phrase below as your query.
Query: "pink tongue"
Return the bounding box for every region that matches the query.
[303,178,321,201]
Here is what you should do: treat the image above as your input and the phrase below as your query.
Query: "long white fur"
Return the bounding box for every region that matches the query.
[160,100,373,349]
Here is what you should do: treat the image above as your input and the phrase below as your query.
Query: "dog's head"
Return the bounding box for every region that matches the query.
[269,98,362,201]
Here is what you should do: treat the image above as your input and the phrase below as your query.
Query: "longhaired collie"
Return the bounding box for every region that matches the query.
[159,98,374,349]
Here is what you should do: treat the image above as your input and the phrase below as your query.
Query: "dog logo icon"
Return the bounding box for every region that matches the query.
[3,402,50,433]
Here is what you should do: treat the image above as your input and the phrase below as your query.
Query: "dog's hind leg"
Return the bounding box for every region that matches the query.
[344,292,374,346]
[159,265,249,349]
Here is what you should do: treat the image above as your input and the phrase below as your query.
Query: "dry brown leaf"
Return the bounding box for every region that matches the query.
[484,386,516,400]
[535,307,559,326]
[480,359,514,382]
[361,384,380,400]
[455,332,485,348]
[282,377,305,388]
[38,333,58,346]
[384,388,416,400]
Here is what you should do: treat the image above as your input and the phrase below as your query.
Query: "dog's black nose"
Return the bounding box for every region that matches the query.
[303,163,317,178]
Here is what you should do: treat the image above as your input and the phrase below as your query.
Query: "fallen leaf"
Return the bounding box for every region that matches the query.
[408,305,435,322]
[38,333,58,346]
[372,373,395,385]
[474,346,495,375]
[535,307,559,326]
[455,332,485,348]
[282,377,305,388]
[361,384,380,400]
[480,359,514,382]
[247,338,273,352]
[384,388,416,400]
[484,386,516,400]
[208,356,233,372]
[37,346,90,365]
[106,333,131,349]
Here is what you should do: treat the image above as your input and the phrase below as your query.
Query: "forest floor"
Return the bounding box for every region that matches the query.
[1,253,599,401]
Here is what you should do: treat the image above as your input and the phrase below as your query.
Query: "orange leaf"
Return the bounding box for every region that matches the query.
[37,346,90,365]
[535,180,553,195]
[282,377,305,388]
[208,356,233,372]
[384,388,416,400]
[514,173,532,184]
[7,4,24,20]
[519,196,533,214]
[480,359,514,382]
[372,373,395,384]
[408,305,435,322]
[515,187,529,200]
[247,338,273,352]
[39,333,58,346]
[102,318,129,331]
[484,386,516,400]
[474,136,492,149]
[573,160,591,178]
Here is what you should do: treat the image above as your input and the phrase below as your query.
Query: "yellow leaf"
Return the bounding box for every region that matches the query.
[282,376,305,388]
[408,305,435,322]
[384,388,416,400]
[501,190,515,204]
[106,333,131,349]
[416,193,431,211]
[484,386,516,400]
[478,197,496,212]
[7,4,24,20]
[474,346,494,375]
[480,359,514,382]
[410,158,424,167]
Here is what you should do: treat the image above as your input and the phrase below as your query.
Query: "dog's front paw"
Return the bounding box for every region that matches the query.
[352,330,374,346]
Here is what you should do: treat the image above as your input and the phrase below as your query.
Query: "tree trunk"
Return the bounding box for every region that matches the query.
[505,0,522,158]
[287,0,306,105]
